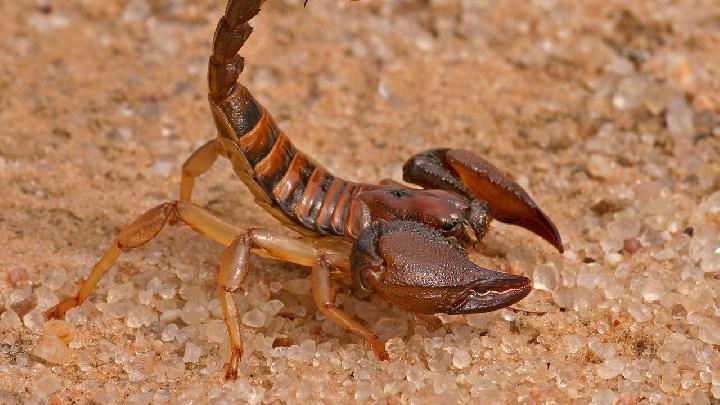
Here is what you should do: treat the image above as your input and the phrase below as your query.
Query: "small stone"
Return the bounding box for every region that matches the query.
[452,349,471,369]
[587,154,615,179]
[23,309,45,332]
[34,287,58,312]
[179,285,206,302]
[355,381,371,401]
[533,264,558,291]
[372,317,407,340]
[41,268,67,290]
[666,96,695,137]
[269,281,282,293]
[33,335,72,364]
[241,308,266,328]
[0,309,22,330]
[712,384,720,399]
[64,307,87,326]
[31,374,63,396]
[160,308,181,323]
[282,278,311,295]
[246,282,271,306]
[204,319,227,343]
[690,390,710,405]
[596,357,625,379]
[183,342,202,363]
[8,267,29,286]
[591,389,618,405]
[259,299,284,317]
[553,287,574,309]
[564,335,586,354]
[180,301,209,325]
[576,266,602,289]
[666,54,694,90]
[126,305,157,328]
[432,373,457,394]
[623,238,641,254]
[92,391,119,404]
[161,323,178,342]
[641,280,665,303]
[384,337,405,357]
[612,75,648,110]
[698,323,720,345]
[627,302,652,322]
[127,392,154,405]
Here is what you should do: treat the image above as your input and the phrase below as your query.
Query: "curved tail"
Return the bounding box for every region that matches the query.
[208,0,265,102]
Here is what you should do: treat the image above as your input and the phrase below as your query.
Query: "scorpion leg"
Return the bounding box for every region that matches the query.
[214,230,318,380]
[47,200,385,377]
[216,236,250,381]
[180,138,222,202]
[412,313,445,331]
[402,148,563,252]
[45,201,242,319]
[312,253,389,360]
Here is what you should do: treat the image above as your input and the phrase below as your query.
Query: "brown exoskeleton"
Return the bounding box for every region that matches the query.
[47,0,563,380]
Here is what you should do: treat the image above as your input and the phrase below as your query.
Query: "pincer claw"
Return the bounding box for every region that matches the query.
[402,148,564,253]
[350,220,531,315]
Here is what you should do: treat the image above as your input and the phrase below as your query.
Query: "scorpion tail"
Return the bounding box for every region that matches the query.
[208,0,265,102]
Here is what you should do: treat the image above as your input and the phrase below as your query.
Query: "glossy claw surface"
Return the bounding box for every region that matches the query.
[403,148,564,252]
[350,221,531,315]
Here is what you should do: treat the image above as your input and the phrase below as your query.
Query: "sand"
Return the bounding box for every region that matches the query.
[1,0,719,403]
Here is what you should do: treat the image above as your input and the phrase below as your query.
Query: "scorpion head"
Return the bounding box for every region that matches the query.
[349,187,493,245]
[350,220,531,314]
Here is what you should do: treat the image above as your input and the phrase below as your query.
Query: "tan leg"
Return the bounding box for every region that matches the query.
[180,139,221,202]
[412,313,445,331]
[312,254,389,360]
[47,199,386,380]
[45,201,241,319]
[215,230,318,380]
[216,236,250,381]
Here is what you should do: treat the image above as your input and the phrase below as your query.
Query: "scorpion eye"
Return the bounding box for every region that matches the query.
[442,219,459,231]
[389,189,406,198]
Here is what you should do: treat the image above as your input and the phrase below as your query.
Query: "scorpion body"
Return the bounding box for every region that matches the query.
[204,1,491,243]
[48,0,564,381]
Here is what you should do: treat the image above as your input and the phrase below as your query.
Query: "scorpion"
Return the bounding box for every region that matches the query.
[47,0,563,380]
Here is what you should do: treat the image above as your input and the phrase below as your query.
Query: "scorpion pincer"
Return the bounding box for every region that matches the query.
[47,0,563,380]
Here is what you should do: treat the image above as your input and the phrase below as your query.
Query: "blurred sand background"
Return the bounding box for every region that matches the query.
[1,0,719,403]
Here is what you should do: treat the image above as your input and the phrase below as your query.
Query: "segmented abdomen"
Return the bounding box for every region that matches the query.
[212,86,365,237]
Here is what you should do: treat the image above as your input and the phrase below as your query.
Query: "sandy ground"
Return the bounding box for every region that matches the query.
[1,0,719,403]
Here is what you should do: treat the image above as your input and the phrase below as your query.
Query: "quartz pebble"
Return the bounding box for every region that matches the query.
[282,278,312,295]
[183,342,202,363]
[242,308,267,328]
[627,302,652,322]
[31,374,63,396]
[666,97,695,137]
[33,334,72,364]
[452,349,472,369]
[533,264,559,291]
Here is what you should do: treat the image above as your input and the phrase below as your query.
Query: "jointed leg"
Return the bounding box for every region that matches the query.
[46,201,242,319]
[412,313,445,331]
[312,254,389,360]
[47,199,387,380]
[215,229,317,380]
[216,236,250,380]
[180,138,221,202]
